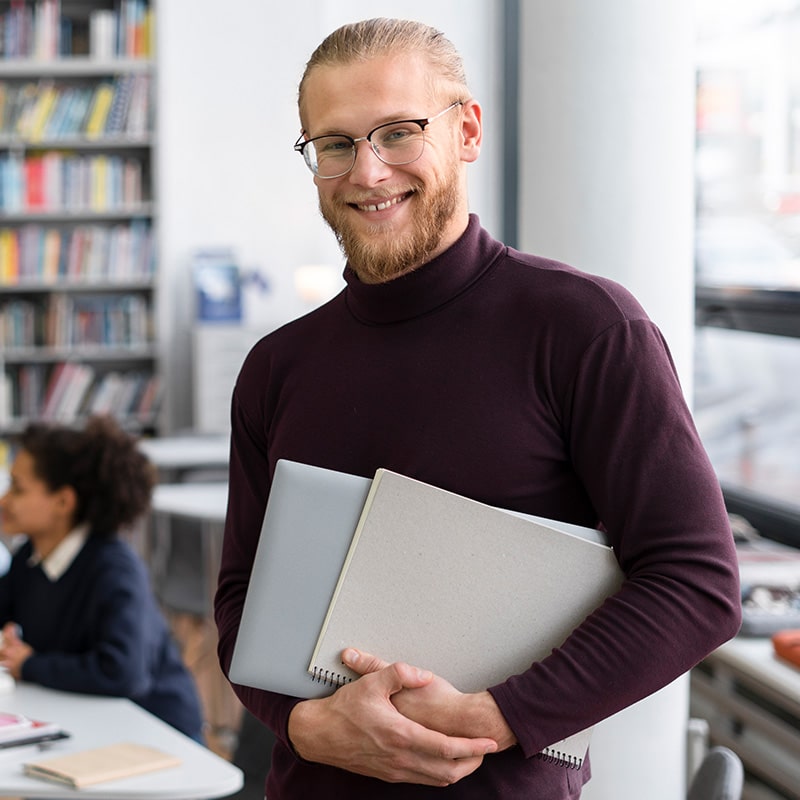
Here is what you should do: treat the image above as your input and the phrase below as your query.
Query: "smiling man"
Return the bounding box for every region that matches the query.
[214,18,741,800]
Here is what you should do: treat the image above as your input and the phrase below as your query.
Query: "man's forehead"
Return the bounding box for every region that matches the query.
[300,55,443,130]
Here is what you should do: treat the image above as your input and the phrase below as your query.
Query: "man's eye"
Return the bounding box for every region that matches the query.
[318,138,352,155]
[379,127,415,145]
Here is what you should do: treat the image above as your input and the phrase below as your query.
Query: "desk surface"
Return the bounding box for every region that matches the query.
[138,435,230,471]
[709,636,800,710]
[0,683,242,799]
[151,482,229,524]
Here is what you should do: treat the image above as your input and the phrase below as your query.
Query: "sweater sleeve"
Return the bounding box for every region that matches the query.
[214,383,303,748]
[489,318,742,757]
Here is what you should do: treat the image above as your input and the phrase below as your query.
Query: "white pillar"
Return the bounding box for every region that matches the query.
[519,1,696,395]
[518,4,696,800]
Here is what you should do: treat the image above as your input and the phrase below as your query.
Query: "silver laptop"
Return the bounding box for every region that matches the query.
[229,459,371,698]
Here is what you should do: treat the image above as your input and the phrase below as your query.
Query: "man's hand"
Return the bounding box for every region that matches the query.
[343,648,518,751]
[287,658,498,786]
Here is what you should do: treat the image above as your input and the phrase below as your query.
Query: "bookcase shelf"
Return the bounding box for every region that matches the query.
[1,345,158,363]
[0,56,153,78]
[0,0,159,435]
[0,204,154,221]
[0,135,153,149]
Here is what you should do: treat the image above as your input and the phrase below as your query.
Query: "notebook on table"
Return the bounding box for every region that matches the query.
[24,742,180,788]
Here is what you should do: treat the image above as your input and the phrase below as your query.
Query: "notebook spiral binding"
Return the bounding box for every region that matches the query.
[536,747,583,770]
[310,666,353,688]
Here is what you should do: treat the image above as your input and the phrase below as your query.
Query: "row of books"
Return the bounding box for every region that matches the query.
[0,221,154,283]
[0,294,152,349]
[0,151,145,212]
[0,0,62,60]
[3,362,160,426]
[0,74,151,140]
[0,0,152,60]
[49,292,150,348]
[87,1,153,61]
[0,292,152,349]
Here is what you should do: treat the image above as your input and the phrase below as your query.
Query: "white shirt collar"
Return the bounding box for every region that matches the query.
[27,524,90,581]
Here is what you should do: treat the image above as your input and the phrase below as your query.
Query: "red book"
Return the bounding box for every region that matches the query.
[25,157,46,209]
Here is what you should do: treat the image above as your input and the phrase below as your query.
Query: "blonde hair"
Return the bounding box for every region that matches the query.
[298,18,469,115]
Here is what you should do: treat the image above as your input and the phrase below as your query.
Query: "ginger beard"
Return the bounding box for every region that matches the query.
[318,159,462,284]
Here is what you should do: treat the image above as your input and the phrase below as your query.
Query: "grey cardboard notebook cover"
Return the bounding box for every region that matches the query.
[229,459,371,698]
[308,468,624,766]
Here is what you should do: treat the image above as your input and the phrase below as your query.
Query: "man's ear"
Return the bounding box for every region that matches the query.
[459,99,482,163]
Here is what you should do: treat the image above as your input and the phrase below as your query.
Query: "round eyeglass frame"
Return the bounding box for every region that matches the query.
[293,101,463,179]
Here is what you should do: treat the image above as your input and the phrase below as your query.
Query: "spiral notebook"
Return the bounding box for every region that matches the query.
[308,468,624,769]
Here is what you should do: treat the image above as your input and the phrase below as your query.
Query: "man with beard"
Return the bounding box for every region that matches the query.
[214,17,741,800]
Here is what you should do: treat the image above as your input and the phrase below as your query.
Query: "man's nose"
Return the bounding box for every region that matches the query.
[347,139,393,185]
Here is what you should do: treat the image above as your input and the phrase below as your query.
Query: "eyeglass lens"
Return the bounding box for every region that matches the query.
[306,120,426,178]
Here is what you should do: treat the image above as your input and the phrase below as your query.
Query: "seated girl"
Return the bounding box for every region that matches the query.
[0,415,205,743]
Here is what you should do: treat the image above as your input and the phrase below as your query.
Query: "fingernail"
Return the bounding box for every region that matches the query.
[416,668,432,681]
[342,648,358,665]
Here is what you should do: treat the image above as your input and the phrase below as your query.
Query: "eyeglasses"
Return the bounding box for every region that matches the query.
[294,101,463,179]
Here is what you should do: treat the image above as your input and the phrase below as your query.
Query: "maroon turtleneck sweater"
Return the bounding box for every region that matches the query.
[215,216,741,799]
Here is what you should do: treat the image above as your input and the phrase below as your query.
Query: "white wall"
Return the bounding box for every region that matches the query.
[155,1,502,430]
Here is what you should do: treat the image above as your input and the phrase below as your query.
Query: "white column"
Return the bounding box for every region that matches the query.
[519,1,696,395]
[518,4,696,800]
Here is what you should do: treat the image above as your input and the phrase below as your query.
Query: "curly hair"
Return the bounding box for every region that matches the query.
[20,415,156,535]
[298,18,470,119]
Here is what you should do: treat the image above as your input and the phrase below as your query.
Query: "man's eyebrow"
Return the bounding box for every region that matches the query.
[310,111,422,138]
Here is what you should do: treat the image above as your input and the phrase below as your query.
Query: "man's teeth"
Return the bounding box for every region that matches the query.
[358,196,404,212]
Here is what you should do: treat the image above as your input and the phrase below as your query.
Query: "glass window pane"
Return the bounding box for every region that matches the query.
[696,2,800,290]
[694,327,800,506]
[694,1,800,531]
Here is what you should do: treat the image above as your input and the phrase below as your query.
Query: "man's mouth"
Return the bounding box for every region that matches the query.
[351,191,413,212]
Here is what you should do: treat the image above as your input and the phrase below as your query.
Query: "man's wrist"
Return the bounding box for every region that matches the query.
[287,700,314,761]
[464,691,517,751]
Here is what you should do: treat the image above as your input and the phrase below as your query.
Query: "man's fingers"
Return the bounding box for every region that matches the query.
[371,716,496,786]
[341,648,388,675]
[419,727,498,762]
[343,649,434,691]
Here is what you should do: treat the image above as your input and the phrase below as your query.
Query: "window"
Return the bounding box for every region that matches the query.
[694,0,800,545]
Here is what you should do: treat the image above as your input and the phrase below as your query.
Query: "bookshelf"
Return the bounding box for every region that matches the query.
[0,0,160,434]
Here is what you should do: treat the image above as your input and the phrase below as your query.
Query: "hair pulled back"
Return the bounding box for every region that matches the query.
[298,17,469,116]
[20,415,156,535]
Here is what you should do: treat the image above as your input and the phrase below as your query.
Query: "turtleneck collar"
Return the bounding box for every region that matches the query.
[342,215,505,325]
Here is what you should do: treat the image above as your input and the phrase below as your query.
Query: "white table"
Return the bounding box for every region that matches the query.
[139,436,230,475]
[0,683,242,799]
[152,483,229,525]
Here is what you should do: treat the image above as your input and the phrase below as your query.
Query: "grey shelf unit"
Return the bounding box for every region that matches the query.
[0,0,159,434]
